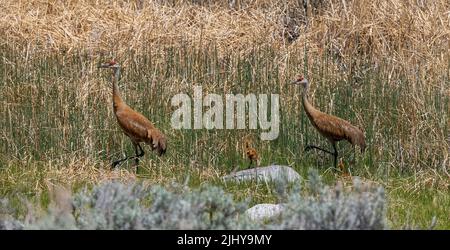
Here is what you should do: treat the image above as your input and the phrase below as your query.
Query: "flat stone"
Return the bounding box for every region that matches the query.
[222,165,301,183]
[245,203,285,221]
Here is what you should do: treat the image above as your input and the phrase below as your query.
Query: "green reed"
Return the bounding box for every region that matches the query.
[0,43,449,178]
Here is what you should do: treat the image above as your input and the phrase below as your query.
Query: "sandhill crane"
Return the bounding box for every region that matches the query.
[244,136,259,168]
[337,158,350,177]
[291,75,365,169]
[99,60,167,172]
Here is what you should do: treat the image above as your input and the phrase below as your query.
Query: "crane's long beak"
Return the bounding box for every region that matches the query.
[290,80,298,84]
[98,63,110,68]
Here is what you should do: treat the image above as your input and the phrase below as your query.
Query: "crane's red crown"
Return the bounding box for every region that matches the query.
[99,60,119,69]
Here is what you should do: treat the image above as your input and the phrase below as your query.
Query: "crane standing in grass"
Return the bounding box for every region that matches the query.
[291,75,365,169]
[99,60,166,172]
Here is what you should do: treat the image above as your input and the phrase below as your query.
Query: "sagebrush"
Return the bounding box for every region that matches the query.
[0,171,387,230]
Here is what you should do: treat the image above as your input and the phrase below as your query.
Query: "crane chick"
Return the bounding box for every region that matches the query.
[244,136,259,168]
[291,75,365,169]
[338,158,351,177]
[99,60,167,173]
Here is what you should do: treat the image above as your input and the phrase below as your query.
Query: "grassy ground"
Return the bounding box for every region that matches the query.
[0,0,449,229]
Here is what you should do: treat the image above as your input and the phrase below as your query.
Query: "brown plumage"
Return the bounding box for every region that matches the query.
[337,158,351,177]
[244,136,259,168]
[99,60,166,172]
[291,75,365,168]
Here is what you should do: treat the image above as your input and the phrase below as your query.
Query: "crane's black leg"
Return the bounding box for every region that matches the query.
[138,144,145,156]
[305,143,339,171]
[112,155,129,169]
[111,143,145,170]
[134,143,140,171]
[350,146,356,165]
[133,143,145,164]
[133,143,145,173]
[305,145,335,155]
[332,142,338,170]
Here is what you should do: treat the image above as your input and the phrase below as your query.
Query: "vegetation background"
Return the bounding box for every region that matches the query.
[0,0,449,228]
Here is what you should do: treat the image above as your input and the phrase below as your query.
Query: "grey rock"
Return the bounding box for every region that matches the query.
[222,165,301,183]
[245,204,285,221]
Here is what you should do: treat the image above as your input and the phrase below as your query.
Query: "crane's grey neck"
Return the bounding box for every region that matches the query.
[112,67,124,110]
[301,81,314,115]
[113,67,121,81]
[112,67,121,90]
[302,81,309,99]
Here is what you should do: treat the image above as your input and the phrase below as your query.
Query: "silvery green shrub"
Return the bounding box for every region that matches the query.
[269,169,387,230]
[0,170,387,230]
[72,182,148,229]
[0,199,23,230]
[142,185,254,229]
[67,182,252,229]
[0,182,251,230]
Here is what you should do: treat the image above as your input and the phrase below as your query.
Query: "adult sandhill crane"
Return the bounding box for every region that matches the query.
[291,75,365,169]
[99,60,166,172]
[244,136,259,168]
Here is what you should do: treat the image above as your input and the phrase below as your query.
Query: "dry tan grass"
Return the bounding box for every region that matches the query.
[337,169,450,194]
[45,157,137,185]
[0,0,279,57]
[0,153,230,196]
[1,0,448,70]
[1,157,134,191]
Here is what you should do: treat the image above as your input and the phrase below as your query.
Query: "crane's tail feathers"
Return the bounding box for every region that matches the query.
[360,140,366,153]
[355,130,366,153]
[147,130,167,156]
[156,136,167,156]
[347,126,366,153]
